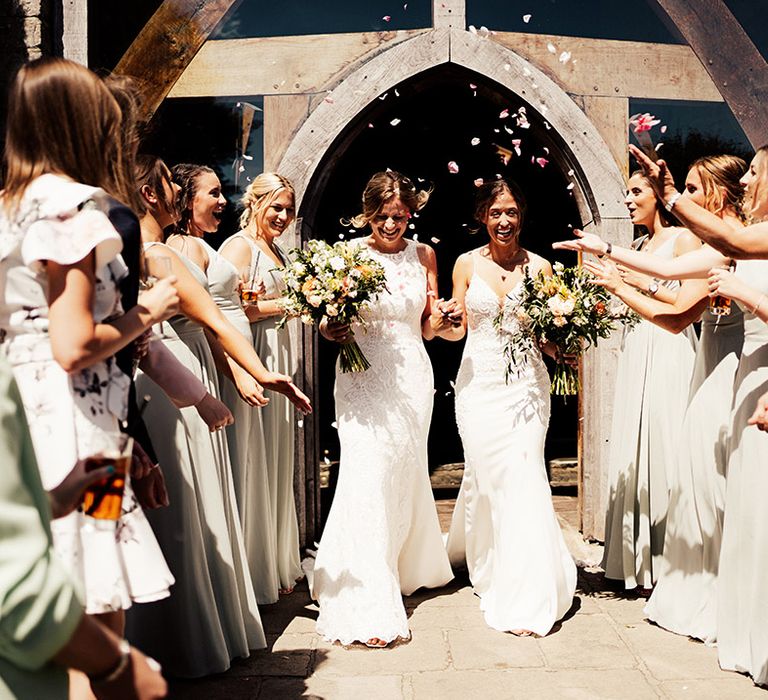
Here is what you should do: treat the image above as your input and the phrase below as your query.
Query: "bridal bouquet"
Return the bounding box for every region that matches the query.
[496,262,638,395]
[279,239,388,372]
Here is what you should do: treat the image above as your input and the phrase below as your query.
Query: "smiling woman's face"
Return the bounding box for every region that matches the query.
[624,173,657,229]
[190,171,226,233]
[483,189,522,247]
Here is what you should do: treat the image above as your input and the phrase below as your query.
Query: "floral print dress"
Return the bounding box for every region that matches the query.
[0,174,173,614]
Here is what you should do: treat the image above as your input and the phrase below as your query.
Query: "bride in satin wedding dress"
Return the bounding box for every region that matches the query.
[444,178,576,636]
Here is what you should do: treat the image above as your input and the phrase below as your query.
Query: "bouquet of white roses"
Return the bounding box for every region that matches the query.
[279,239,388,372]
[496,262,638,395]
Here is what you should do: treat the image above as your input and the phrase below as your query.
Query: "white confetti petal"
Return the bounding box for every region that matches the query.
[547,42,557,54]
[558,51,571,64]
[567,169,575,176]
[566,183,575,190]
[468,25,477,34]
[394,88,400,97]
[431,237,440,244]
[523,66,532,77]
[412,233,419,241]
[471,137,481,145]
[390,118,401,126]
[504,63,511,71]
[297,419,304,428]
[331,421,338,429]
[523,13,531,23]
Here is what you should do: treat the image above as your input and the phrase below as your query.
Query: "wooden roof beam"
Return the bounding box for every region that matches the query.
[650,0,768,147]
[114,0,238,119]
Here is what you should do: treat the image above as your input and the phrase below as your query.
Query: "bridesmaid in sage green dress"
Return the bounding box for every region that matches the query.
[219,173,303,594]
[169,164,280,605]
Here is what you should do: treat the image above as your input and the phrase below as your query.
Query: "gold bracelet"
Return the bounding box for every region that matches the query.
[753,294,766,315]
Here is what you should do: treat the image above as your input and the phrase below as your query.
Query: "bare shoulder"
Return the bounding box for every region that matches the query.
[415,240,437,266]
[526,250,552,276]
[219,234,251,263]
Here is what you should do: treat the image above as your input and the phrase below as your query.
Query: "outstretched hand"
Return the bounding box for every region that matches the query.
[260,372,313,414]
[629,144,677,201]
[552,229,609,256]
[582,258,623,294]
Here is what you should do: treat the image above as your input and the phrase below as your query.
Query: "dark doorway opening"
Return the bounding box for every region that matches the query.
[303,64,582,527]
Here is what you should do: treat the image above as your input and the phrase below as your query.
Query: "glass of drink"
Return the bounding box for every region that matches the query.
[710,260,736,317]
[239,265,259,305]
[82,432,133,527]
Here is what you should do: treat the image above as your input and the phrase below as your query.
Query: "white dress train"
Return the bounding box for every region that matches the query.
[446,262,576,636]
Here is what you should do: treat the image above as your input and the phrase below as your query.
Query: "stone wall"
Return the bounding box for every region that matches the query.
[0,0,60,153]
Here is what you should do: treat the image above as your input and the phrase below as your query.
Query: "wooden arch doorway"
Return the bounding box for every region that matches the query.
[278,29,631,546]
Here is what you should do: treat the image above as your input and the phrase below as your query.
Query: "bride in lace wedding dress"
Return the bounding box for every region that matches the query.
[444,179,576,636]
[311,172,454,647]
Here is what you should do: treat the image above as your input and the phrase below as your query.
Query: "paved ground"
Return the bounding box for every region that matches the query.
[169,494,764,699]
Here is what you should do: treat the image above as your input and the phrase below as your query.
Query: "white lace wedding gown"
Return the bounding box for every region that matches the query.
[446,257,576,635]
[311,238,453,645]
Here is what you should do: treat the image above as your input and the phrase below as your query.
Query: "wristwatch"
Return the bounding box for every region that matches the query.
[647,281,660,296]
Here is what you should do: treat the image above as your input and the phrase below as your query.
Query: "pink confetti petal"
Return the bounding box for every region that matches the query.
[469,83,477,89]
[368,122,374,128]
[447,161,459,174]
[474,178,484,187]
[536,157,549,168]
[324,96,334,104]
[629,112,661,133]
[512,139,522,156]
[499,108,510,119]
[382,15,391,21]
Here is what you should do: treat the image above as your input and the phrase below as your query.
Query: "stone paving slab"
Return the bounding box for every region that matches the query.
[446,629,545,670]
[409,669,660,700]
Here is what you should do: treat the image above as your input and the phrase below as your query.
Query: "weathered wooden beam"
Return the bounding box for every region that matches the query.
[114,0,238,118]
[264,94,310,171]
[490,31,723,102]
[574,96,630,178]
[169,30,427,98]
[432,0,465,30]
[169,29,722,103]
[62,0,88,66]
[650,0,768,147]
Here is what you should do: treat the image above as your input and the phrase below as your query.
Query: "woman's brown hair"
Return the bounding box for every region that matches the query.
[135,154,176,220]
[171,163,215,234]
[345,171,431,228]
[474,178,528,229]
[2,57,131,213]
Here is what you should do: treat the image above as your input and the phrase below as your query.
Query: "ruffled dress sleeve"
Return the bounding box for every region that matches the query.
[21,200,122,274]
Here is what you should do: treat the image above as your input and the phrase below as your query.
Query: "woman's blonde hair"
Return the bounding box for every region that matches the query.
[745,145,768,222]
[239,172,295,230]
[2,58,131,213]
[345,171,431,228]
[690,154,747,221]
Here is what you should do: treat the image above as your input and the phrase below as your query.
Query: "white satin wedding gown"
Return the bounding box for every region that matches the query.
[446,254,576,635]
[311,238,453,645]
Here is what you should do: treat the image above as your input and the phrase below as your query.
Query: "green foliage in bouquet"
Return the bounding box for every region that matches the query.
[278,239,388,372]
[495,262,639,395]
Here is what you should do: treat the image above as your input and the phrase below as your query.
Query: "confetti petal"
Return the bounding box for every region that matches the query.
[567,169,575,176]
[469,83,477,89]
[512,139,522,156]
[431,237,441,244]
[504,63,511,71]
[547,42,557,54]
[324,96,334,104]
[655,142,664,151]
[447,160,460,174]
[471,137,481,146]
[297,419,304,428]
[394,88,400,97]
[629,112,661,133]
[660,125,668,134]
[523,13,532,23]
[368,122,374,128]
[523,66,532,77]
[536,157,549,168]
[566,182,575,190]
[412,233,419,241]
[468,24,477,34]
[558,51,571,64]
[473,178,484,187]
[382,15,391,21]
[390,118,401,126]
[499,108,510,119]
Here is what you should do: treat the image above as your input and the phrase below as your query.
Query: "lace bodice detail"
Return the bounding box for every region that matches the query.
[461,272,548,381]
[350,238,426,350]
